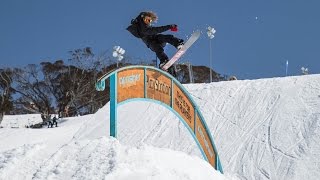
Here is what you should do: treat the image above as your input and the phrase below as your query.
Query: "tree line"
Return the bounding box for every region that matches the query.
[0,47,226,124]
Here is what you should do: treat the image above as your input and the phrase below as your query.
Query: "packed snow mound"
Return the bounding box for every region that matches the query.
[31,137,227,180]
[0,137,227,180]
[0,106,228,179]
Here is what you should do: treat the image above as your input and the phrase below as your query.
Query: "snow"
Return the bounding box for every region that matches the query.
[1,74,320,179]
[1,114,42,128]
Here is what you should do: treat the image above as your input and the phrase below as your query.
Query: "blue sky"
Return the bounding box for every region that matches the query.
[1,0,319,79]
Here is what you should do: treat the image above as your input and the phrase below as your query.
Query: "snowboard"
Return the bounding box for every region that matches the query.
[161,30,201,71]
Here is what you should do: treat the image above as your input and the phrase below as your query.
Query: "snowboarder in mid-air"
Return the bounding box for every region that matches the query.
[127,11,184,76]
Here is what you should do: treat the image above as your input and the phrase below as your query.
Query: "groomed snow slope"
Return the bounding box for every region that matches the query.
[1,74,320,179]
[186,75,320,179]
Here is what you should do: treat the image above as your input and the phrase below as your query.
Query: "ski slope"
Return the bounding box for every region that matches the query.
[1,74,320,179]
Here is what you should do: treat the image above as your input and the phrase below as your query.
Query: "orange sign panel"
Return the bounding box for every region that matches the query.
[117,68,144,103]
[196,113,216,167]
[146,69,172,106]
[173,83,195,131]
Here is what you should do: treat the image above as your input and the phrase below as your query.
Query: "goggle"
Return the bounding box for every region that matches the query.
[144,17,153,23]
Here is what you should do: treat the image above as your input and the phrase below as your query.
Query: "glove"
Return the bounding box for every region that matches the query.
[169,24,178,32]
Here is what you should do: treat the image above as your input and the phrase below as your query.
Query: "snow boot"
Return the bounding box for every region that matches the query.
[175,39,184,50]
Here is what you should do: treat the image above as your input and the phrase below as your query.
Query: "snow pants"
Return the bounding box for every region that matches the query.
[148,34,182,64]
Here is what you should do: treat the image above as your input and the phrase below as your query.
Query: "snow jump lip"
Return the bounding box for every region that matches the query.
[95,65,223,173]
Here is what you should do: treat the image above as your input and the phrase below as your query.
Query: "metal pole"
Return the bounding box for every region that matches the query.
[110,73,118,138]
[285,60,288,76]
[207,26,216,82]
[209,39,213,82]
[189,63,194,83]
[187,62,194,83]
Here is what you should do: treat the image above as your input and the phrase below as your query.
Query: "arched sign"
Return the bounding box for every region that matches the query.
[96,65,223,173]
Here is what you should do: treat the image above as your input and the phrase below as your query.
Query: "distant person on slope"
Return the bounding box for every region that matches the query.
[127,11,184,76]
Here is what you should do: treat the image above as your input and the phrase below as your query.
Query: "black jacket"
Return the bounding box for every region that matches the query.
[132,13,171,46]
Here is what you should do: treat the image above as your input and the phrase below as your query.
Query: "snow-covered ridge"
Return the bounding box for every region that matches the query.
[1,74,320,179]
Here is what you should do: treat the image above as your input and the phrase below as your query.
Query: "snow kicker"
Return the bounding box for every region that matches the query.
[95,65,223,173]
